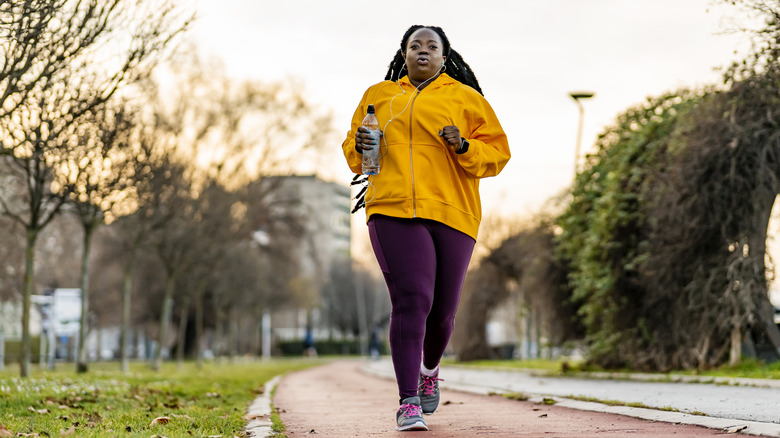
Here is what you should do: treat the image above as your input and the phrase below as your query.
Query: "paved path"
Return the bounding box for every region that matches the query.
[272,360,741,437]
[395,364,780,423]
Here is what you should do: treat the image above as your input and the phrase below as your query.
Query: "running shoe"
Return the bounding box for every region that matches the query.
[418,371,442,414]
[396,396,428,431]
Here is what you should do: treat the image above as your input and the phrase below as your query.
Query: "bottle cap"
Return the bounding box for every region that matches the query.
[367,104,375,114]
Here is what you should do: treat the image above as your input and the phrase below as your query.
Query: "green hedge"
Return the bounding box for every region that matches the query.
[2,336,42,365]
[277,339,388,356]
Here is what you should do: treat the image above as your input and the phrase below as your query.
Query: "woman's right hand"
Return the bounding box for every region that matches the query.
[355,126,380,153]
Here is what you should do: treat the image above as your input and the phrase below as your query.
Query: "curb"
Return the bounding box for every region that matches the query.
[244,375,282,438]
[360,362,780,437]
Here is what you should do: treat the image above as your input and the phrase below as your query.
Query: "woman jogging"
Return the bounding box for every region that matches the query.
[342,24,511,431]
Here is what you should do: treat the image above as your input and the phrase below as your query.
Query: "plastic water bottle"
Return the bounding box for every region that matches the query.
[361,104,381,175]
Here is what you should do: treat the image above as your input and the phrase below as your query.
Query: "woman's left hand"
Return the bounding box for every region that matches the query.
[439,125,461,150]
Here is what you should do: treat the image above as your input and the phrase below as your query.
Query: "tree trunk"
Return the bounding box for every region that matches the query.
[229,307,239,361]
[215,307,225,364]
[194,286,204,369]
[729,323,741,367]
[120,258,135,373]
[176,294,190,370]
[154,274,176,371]
[252,304,262,357]
[77,224,95,373]
[21,228,38,378]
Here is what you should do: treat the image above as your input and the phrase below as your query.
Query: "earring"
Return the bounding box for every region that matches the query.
[441,64,447,73]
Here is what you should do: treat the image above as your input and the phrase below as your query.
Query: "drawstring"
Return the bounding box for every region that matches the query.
[351,174,369,213]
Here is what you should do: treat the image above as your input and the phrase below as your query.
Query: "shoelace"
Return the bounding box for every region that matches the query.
[418,375,443,396]
[399,403,422,417]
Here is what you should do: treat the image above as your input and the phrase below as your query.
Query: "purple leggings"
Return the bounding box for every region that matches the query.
[368,215,475,403]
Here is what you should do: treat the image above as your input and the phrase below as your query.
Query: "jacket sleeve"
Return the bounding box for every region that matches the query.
[342,88,371,175]
[456,92,511,179]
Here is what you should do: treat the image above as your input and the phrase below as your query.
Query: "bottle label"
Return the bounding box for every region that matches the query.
[362,129,381,175]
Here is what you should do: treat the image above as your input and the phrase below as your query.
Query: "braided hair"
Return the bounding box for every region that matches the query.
[384,25,483,96]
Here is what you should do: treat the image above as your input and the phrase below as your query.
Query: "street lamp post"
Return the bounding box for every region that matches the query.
[569,91,595,175]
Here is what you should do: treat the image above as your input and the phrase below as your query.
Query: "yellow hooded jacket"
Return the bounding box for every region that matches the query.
[342,73,510,240]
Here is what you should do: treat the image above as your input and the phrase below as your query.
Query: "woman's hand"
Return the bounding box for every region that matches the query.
[355,126,381,153]
[439,125,462,150]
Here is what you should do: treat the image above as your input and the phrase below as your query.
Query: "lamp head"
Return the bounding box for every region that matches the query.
[569,92,595,101]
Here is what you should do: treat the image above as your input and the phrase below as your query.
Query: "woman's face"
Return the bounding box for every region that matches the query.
[403,28,446,86]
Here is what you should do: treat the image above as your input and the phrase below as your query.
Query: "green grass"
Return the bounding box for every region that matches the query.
[456,356,780,380]
[674,358,780,380]
[567,395,680,411]
[501,392,529,401]
[453,358,582,374]
[566,395,709,416]
[0,359,321,437]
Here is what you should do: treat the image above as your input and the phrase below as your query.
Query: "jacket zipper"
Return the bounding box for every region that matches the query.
[409,89,420,217]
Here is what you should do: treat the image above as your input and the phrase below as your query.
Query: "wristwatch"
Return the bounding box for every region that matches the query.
[457,138,469,154]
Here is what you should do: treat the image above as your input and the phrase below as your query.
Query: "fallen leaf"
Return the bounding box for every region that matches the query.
[59,426,75,436]
[150,416,170,426]
[0,424,13,437]
[539,413,548,418]
[27,407,50,414]
[725,425,748,434]
[86,412,103,424]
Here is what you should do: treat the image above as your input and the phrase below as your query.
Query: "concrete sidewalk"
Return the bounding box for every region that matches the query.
[271,360,738,437]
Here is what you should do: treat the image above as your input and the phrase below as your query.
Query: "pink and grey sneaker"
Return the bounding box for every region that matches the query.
[396,396,428,431]
[418,371,443,414]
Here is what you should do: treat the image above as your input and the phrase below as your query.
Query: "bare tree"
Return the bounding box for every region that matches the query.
[173,180,246,368]
[0,0,190,377]
[131,54,333,366]
[61,101,141,372]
